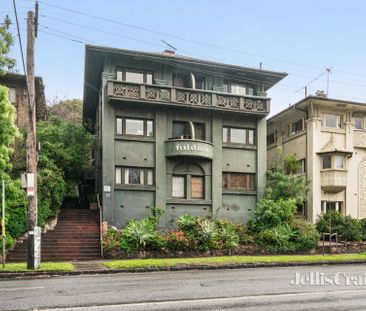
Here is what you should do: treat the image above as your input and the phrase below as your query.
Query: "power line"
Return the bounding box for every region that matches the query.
[34,0,326,70]
[12,0,27,76]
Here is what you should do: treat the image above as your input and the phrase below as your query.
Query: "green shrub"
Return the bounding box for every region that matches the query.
[197,219,220,250]
[255,224,294,254]
[359,218,366,240]
[102,227,123,255]
[147,206,165,228]
[249,198,297,232]
[291,218,319,251]
[220,223,239,250]
[121,219,166,252]
[177,214,198,233]
[316,211,362,242]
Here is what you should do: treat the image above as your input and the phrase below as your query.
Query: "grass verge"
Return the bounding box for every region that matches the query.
[104,253,366,270]
[0,262,75,272]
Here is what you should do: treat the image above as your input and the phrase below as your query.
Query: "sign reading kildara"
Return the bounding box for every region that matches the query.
[175,142,209,153]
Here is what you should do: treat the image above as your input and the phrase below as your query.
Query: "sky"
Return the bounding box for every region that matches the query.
[2,0,366,116]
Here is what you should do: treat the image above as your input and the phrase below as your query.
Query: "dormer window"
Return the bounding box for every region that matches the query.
[116,69,152,84]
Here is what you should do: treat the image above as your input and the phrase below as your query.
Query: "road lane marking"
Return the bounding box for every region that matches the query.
[0,286,44,292]
[39,288,366,310]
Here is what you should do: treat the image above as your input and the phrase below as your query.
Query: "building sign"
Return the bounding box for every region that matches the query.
[175,143,210,153]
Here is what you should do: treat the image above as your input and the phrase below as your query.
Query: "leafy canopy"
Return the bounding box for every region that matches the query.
[0,15,16,75]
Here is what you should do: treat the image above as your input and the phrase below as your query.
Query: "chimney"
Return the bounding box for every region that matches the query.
[163,49,176,55]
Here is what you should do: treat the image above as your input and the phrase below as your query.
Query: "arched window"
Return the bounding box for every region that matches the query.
[172,162,205,199]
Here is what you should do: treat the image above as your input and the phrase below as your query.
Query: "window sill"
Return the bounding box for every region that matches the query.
[222,190,257,195]
[114,185,156,191]
[321,128,345,134]
[114,135,155,142]
[222,143,257,150]
[166,198,212,205]
[283,131,306,143]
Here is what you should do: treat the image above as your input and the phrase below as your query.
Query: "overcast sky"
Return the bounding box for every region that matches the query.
[2,0,366,115]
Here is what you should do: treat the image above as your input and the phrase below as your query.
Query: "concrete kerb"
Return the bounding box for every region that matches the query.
[2,260,366,279]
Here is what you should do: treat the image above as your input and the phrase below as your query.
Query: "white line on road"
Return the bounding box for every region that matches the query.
[39,288,366,310]
[0,286,44,292]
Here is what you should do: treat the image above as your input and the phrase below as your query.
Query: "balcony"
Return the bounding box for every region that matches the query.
[165,139,213,160]
[321,169,347,193]
[107,80,269,115]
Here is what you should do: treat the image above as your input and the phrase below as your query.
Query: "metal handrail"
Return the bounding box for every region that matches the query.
[97,193,103,258]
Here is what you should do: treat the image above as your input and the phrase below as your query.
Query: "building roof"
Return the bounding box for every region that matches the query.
[83,45,288,127]
[268,96,366,124]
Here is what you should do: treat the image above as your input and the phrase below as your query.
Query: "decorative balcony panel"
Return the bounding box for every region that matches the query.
[354,131,366,148]
[107,81,269,115]
[321,170,347,193]
[165,139,213,160]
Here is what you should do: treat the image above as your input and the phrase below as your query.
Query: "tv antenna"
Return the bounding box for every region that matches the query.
[295,67,332,97]
[161,40,177,51]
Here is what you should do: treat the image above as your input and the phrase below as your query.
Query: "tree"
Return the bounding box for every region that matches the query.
[0,15,16,75]
[48,99,83,123]
[0,85,18,172]
[265,148,307,204]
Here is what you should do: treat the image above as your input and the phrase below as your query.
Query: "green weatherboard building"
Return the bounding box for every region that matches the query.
[83,45,287,228]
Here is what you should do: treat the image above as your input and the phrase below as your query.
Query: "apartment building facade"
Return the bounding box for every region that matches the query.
[267,96,366,222]
[83,45,286,228]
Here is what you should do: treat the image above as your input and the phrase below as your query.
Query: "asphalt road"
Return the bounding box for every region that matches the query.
[2,264,366,310]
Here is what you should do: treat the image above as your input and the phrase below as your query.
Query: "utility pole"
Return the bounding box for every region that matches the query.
[26,8,39,270]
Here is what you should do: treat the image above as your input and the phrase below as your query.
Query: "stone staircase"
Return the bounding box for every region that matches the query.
[7,209,101,262]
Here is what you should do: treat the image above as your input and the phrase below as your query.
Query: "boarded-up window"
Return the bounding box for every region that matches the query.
[222,173,255,191]
[8,88,16,103]
[191,176,204,199]
[172,176,185,198]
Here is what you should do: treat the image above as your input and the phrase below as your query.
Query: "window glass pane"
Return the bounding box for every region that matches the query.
[231,84,246,95]
[173,122,185,138]
[267,132,276,145]
[223,173,245,190]
[146,74,153,84]
[116,118,123,134]
[195,76,205,90]
[246,87,254,96]
[230,128,246,144]
[355,117,363,130]
[173,73,189,88]
[223,127,228,143]
[125,119,144,135]
[127,168,142,185]
[248,130,254,145]
[291,119,303,134]
[172,176,185,198]
[223,81,229,93]
[247,174,255,191]
[116,71,123,81]
[115,168,121,184]
[323,155,332,169]
[147,169,154,185]
[125,71,144,84]
[8,88,16,103]
[335,155,345,169]
[147,120,154,137]
[191,176,204,199]
[194,123,205,140]
[325,114,339,128]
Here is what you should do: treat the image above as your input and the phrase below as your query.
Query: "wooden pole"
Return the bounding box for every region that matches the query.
[2,180,5,268]
[26,10,38,270]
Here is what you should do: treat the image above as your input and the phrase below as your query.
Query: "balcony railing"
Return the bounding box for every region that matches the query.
[321,169,347,193]
[165,139,213,160]
[107,80,269,114]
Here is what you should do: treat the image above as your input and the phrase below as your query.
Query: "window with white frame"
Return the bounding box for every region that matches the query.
[324,114,342,129]
[321,201,343,214]
[353,113,366,130]
[116,117,154,137]
[115,167,154,186]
